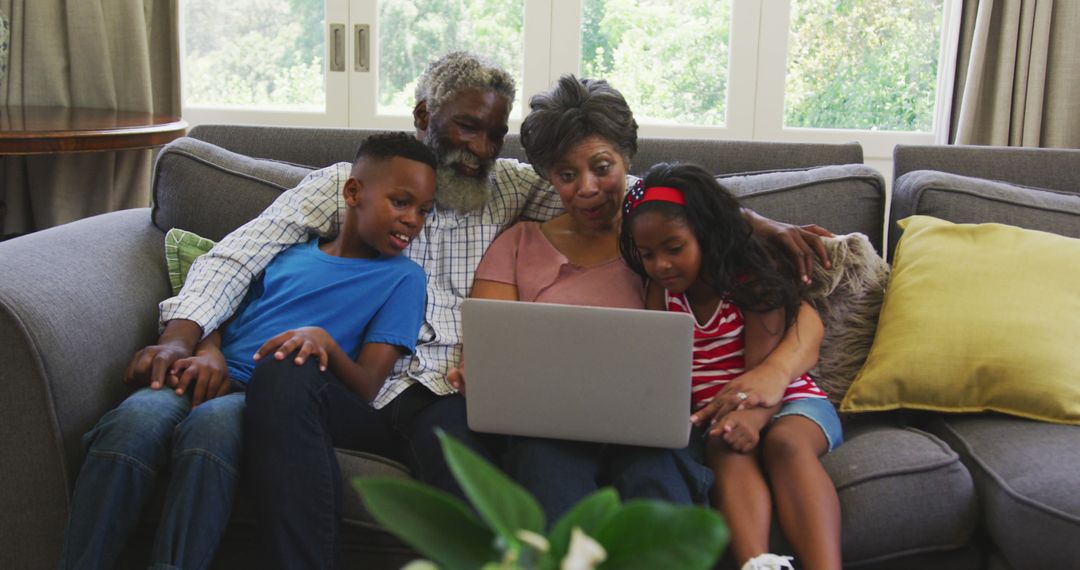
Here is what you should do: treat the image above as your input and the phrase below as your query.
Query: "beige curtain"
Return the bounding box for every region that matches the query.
[0,0,179,234]
[949,0,1080,148]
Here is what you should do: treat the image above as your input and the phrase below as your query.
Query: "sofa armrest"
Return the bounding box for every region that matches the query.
[888,170,1080,259]
[0,208,169,568]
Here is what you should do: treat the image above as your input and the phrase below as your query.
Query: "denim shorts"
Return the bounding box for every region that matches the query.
[772,397,843,452]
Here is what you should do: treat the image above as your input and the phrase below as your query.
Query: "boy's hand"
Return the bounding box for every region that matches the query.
[254,327,332,371]
[124,319,203,389]
[170,349,230,408]
[125,343,191,390]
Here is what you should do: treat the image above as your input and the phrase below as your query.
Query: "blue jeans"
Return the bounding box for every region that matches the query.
[505,435,714,526]
[59,387,245,570]
[244,356,505,569]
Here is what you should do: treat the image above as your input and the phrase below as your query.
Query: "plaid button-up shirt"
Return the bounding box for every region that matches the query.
[160,158,563,408]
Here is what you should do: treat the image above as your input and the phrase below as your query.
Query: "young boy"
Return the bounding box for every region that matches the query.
[60,132,437,570]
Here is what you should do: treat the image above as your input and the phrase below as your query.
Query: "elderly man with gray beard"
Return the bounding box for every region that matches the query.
[132,51,829,568]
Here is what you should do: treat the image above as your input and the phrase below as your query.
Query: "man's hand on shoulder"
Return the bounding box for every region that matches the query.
[744,208,833,283]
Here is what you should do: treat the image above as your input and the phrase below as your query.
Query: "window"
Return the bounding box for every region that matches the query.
[183,0,327,111]
[784,0,946,132]
[579,0,733,127]
[180,0,957,167]
[377,0,525,116]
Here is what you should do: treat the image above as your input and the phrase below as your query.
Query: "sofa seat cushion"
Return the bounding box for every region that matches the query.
[822,420,978,566]
[337,448,413,528]
[721,164,887,253]
[928,415,1080,568]
[152,137,314,241]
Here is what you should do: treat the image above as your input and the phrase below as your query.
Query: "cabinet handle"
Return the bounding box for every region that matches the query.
[329,24,345,72]
[355,24,370,72]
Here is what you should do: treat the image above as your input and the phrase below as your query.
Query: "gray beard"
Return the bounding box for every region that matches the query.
[434,165,492,214]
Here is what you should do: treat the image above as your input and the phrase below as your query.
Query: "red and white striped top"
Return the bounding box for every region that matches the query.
[666,291,827,408]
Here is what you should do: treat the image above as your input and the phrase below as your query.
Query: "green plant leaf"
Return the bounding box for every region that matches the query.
[437,430,546,543]
[353,477,497,569]
[594,500,728,570]
[542,488,621,570]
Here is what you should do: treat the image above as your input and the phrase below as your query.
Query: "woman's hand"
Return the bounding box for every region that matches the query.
[170,348,230,408]
[447,365,467,396]
[690,361,789,427]
[254,327,334,371]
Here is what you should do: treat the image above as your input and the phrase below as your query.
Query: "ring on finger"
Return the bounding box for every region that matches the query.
[736,391,749,401]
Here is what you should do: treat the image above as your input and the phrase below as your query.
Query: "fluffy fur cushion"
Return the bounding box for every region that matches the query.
[806,233,890,405]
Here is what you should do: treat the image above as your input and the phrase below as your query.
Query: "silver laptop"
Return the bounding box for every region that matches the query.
[461,298,694,448]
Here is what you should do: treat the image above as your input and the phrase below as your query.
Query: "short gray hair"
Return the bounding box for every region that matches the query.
[520,75,638,180]
[414,51,516,116]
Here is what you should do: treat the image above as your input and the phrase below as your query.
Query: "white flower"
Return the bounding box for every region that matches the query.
[516,529,551,553]
[400,559,440,570]
[561,527,607,570]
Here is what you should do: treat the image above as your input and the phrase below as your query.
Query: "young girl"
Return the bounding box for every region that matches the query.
[618,163,843,570]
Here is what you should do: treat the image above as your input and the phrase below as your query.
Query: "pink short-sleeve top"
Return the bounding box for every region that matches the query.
[474,222,645,308]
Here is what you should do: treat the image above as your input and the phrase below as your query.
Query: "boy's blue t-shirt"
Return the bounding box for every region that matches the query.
[220,239,427,383]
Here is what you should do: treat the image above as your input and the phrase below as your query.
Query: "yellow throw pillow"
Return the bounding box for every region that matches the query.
[840,215,1080,425]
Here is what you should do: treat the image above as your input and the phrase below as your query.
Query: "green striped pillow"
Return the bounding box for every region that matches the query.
[165,228,216,295]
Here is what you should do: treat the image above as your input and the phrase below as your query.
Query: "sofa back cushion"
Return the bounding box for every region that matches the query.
[152,137,312,240]
[893,144,1080,193]
[154,131,882,247]
[723,164,886,252]
[889,170,1080,258]
[188,124,864,176]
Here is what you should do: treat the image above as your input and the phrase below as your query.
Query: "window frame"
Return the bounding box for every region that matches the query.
[177,0,962,164]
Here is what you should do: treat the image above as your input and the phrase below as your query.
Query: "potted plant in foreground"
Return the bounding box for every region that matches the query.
[354,431,728,570]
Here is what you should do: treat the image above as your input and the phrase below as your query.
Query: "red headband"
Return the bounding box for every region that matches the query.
[623,181,686,214]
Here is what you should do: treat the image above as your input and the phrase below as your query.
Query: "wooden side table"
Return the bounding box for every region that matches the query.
[0,105,187,237]
[0,105,187,154]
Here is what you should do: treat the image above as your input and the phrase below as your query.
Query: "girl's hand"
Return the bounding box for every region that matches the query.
[254,327,333,372]
[690,362,788,427]
[715,410,762,453]
[170,349,230,408]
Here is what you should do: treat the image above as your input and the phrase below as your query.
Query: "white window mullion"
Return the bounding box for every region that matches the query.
[517,0,559,130]
[726,0,764,140]
[934,0,964,144]
[752,0,792,142]
[348,0,416,129]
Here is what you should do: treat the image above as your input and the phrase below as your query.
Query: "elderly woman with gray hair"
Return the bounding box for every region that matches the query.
[449,75,827,525]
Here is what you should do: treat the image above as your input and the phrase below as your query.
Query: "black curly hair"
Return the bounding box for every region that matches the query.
[354,131,438,170]
[618,162,803,326]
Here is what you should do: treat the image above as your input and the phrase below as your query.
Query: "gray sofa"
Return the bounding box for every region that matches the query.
[0,125,1069,569]
[888,144,1080,570]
